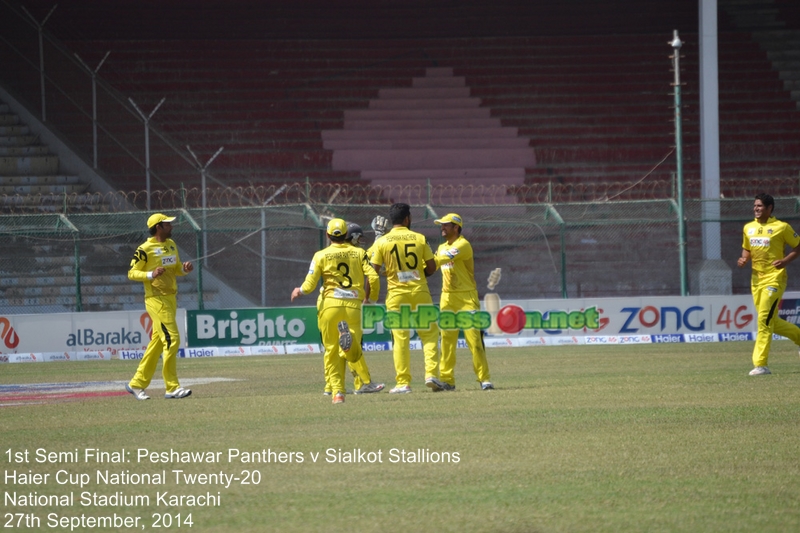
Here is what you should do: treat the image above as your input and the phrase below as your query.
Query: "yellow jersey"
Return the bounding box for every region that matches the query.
[316,242,379,310]
[128,237,186,298]
[743,216,800,282]
[370,227,434,294]
[301,242,377,309]
[435,235,477,293]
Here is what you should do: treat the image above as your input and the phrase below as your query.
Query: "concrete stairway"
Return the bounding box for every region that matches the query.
[0,99,90,213]
[322,67,535,203]
[721,0,800,109]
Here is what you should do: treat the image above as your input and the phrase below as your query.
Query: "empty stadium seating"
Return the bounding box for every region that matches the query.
[0,99,92,213]
[52,26,797,200]
[1,0,799,304]
[0,240,214,314]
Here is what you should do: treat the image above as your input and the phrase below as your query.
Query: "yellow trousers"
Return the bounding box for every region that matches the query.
[319,305,371,393]
[386,290,441,387]
[440,290,490,385]
[751,274,800,367]
[129,295,181,392]
[319,306,365,395]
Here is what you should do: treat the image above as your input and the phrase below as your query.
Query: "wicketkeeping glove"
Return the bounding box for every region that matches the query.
[371,215,391,238]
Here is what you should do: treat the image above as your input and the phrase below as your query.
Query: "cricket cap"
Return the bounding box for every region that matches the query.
[327,218,348,237]
[147,213,176,228]
[434,213,463,227]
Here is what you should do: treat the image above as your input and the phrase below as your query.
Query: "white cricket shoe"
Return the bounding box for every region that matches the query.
[748,366,771,376]
[355,382,385,394]
[389,385,412,394]
[165,387,192,399]
[125,384,150,401]
[425,377,446,392]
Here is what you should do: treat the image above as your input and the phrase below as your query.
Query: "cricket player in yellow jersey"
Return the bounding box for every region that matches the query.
[433,213,492,390]
[371,203,445,393]
[737,193,800,376]
[126,214,193,400]
[319,223,384,395]
[292,219,379,404]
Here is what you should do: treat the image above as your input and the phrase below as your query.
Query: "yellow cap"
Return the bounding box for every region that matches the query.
[326,218,348,237]
[147,213,176,228]
[434,213,463,227]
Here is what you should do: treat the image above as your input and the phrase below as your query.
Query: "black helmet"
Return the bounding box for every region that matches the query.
[346,223,364,245]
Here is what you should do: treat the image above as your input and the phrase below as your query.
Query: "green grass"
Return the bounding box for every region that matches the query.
[3,341,800,532]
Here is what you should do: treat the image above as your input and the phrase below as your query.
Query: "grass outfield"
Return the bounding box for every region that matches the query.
[3,341,800,532]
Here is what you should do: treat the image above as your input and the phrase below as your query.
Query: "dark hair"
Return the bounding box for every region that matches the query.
[149,224,159,236]
[389,203,411,225]
[755,193,774,211]
[328,233,346,243]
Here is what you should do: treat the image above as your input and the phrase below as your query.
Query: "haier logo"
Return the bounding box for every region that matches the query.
[186,348,215,358]
[363,342,390,351]
[685,333,717,343]
[719,332,752,342]
[652,334,684,343]
[120,350,146,360]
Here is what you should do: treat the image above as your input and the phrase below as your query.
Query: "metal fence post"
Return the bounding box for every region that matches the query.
[180,209,204,310]
[58,214,82,312]
[187,145,224,268]
[261,208,267,306]
[74,51,110,169]
[129,97,166,210]
[547,205,567,298]
[21,4,56,122]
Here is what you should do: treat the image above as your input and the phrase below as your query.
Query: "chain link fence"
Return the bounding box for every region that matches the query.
[3,197,800,315]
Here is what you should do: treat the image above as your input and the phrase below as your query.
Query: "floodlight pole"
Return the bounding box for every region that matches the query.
[670,30,688,296]
[187,145,224,268]
[129,97,166,210]
[74,51,110,169]
[21,4,57,122]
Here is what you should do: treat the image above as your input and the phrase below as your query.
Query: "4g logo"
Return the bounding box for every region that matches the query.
[716,305,753,330]
[619,304,753,333]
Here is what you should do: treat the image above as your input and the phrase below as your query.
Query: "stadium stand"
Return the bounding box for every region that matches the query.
[1,0,799,305]
[55,29,798,200]
[0,0,794,201]
[721,0,800,109]
[0,99,91,213]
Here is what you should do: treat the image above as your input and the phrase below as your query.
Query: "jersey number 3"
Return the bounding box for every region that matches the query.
[336,262,353,288]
